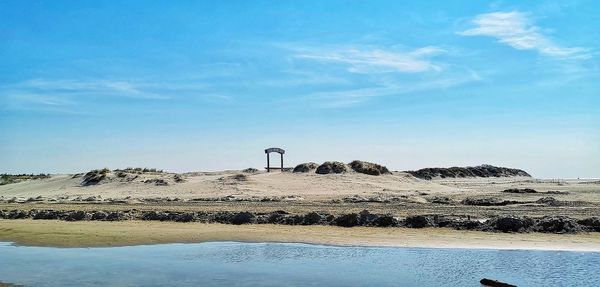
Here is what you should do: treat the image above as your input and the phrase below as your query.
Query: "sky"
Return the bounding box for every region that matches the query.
[0,0,599,178]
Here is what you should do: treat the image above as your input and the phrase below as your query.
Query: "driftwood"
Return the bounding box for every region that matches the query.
[480,278,517,287]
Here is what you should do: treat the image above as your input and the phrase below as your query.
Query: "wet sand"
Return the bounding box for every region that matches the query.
[1,220,599,251]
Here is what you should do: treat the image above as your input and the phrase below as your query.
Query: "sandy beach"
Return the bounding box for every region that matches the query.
[1,220,600,252]
[1,169,599,219]
[1,167,599,252]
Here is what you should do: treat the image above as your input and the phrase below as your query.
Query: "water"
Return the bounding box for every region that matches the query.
[0,241,598,287]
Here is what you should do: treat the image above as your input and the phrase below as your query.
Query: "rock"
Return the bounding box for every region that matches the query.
[534,216,581,233]
[578,217,600,232]
[407,164,530,180]
[502,188,537,194]
[334,213,360,227]
[65,210,87,221]
[315,161,349,174]
[404,215,434,228]
[348,160,391,176]
[480,278,517,287]
[231,212,255,225]
[293,162,319,173]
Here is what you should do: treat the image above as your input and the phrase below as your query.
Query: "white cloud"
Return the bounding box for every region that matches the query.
[293,45,445,73]
[459,11,590,59]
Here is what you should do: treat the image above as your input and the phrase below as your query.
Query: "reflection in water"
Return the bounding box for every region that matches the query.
[0,241,598,287]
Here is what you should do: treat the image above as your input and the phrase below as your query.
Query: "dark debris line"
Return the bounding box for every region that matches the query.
[1,209,599,234]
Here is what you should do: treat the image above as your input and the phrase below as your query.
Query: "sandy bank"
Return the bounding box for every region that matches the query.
[1,220,599,251]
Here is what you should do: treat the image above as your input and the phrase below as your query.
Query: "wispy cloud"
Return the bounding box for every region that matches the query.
[297,69,482,108]
[0,78,231,114]
[459,11,590,59]
[291,45,445,73]
[11,79,171,100]
[276,43,480,108]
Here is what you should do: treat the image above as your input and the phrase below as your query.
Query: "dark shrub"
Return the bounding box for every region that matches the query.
[293,162,319,173]
[303,212,324,225]
[404,215,434,228]
[232,212,255,225]
[578,217,600,232]
[349,160,391,176]
[334,213,359,227]
[316,162,349,174]
[534,216,581,233]
[502,188,537,194]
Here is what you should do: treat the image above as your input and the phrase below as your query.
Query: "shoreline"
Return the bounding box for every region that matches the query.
[1,220,599,252]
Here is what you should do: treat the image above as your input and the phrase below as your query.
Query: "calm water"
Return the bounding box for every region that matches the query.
[0,241,598,287]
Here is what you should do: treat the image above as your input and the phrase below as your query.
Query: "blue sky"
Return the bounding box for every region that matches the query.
[1,0,598,178]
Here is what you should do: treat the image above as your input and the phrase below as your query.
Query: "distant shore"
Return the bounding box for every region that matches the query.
[1,220,599,252]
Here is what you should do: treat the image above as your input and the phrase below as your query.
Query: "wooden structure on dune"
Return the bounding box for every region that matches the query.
[265,147,285,172]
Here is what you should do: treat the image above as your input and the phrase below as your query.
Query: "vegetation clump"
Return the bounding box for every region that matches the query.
[349,160,391,176]
[231,174,248,181]
[173,174,185,183]
[293,162,319,173]
[315,161,349,174]
[82,168,110,186]
[143,178,168,186]
[114,167,164,174]
[242,168,259,173]
[407,164,531,180]
[0,173,50,185]
[502,188,537,194]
